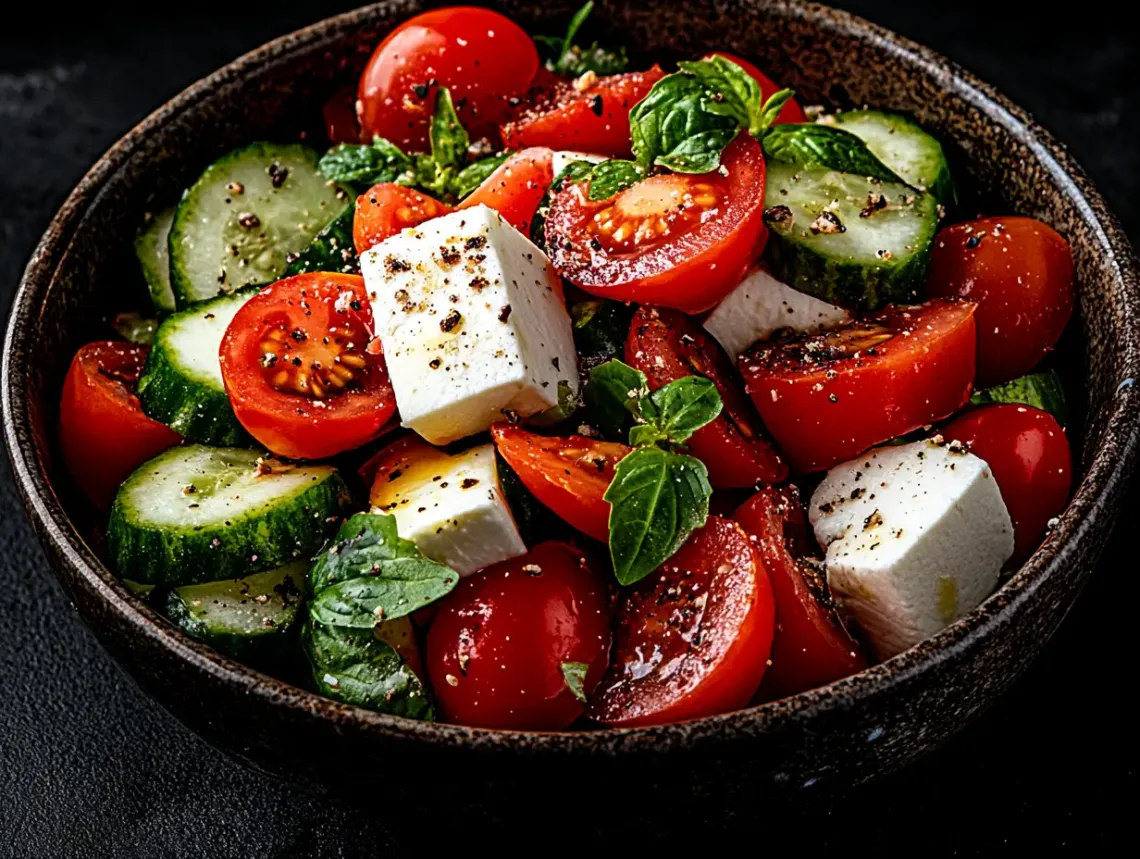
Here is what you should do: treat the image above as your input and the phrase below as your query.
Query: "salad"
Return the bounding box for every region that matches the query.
[58,4,1076,730]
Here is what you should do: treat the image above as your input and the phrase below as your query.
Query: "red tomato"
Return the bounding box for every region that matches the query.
[490,424,630,542]
[501,66,665,156]
[323,85,362,144]
[426,541,612,730]
[734,488,867,700]
[59,342,181,509]
[546,132,769,312]
[704,52,806,125]
[626,306,787,488]
[458,147,554,235]
[925,217,1074,386]
[353,184,455,254]
[357,6,539,152]
[942,404,1072,563]
[740,299,978,473]
[219,273,396,460]
[588,516,775,727]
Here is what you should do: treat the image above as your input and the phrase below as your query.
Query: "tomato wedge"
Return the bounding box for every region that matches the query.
[740,299,978,473]
[219,273,396,459]
[546,132,769,312]
[59,342,181,509]
[490,423,630,542]
[458,147,554,235]
[734,487,867,700]
[354,184,455,254]
[501,66,665,157]
[704,52,806,125]
[588,516,775,727]
[626,306,787,488]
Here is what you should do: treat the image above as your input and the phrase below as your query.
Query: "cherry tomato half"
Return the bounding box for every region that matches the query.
[942,404,1072,564]
[501,66,665,157]
[588,516,774,727]
[626,306,787,488]
[925,217,1074,386]
[490,424,630,543]
[704,52,806,125]
[354,184,455,254]
[458,147,554,235]
[740,298,978,473]
[219,273,396,459]
[734,487,867,700]
[59,342,181,509]
[358,6,539,152]
[546,132,770,313]
[426,541,612,730]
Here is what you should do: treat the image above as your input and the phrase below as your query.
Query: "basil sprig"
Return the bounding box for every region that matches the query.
[760,123,906,184]
[534,2,629,78]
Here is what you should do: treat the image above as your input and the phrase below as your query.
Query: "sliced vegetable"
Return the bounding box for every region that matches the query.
[284,207,359,276]
[353,184,454,254]
[969,370,1068,426]
[134,206,176,313]
[456,147,554,236]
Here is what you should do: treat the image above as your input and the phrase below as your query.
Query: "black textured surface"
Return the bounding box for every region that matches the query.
[0,3,1135,855]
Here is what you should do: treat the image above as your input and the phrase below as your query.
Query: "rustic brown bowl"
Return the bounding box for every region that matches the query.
[3,0,1139,809]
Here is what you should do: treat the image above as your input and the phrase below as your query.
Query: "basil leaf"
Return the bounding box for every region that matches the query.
[538,2,630,77]
[628,423,667,448]
[308,513,459,626]
[452,152,510,199]
[587,159,644,201]
[647,375,723,443]
[629,73,741,174]
[561,661,589,703]
[604,447,712,585]
[760,124,906,184]
[678,56,793,138]
[583,359,647,440]
[112,312,158,345]
[429,87,469,170]
[969,370,1069,425]
[318,136,414,185]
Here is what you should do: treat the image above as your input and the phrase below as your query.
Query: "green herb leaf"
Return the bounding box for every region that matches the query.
[969,370,1069,425]
[628,423,667,448]
[678,56,792,138]
[760,123,906,184]
[647,375,723,443]
[587,159,645,201]
[629,73,741,174]
[318,136,414,185]
[452,152,510,199]
[604,447,711,585]
[570,299,636,371]
[112,312,158,345]
[429,87,469,170]
[528,380,581,428]
[285,207,359,276]
[561,661,590,703]
[308,513,459,627]
[583,359,647,440]
[537,2,630,77]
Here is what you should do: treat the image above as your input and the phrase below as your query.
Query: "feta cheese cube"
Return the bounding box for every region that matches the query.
[703,267,851,363]
[809,440,1014,659]
[361,205,579,445]
[552,150,607,178]
[370,438,526,576]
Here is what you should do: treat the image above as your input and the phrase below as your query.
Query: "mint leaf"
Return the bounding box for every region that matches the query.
[318,136,414,185]
[561,661,590,703]
[760,124,906,185]
[604,447,711,585]
[630,73,740,174]
[587,159,644,201]
[537,2,630,77]
[429,87,468,170]
[583,359,647,440]
[678,56,793,138]
[308,513,459,627]
[452,152,510,199]
[647,376,722,443]
[969,370,1068,425]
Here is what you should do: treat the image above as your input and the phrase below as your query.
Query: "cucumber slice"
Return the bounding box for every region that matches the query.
[137,288,253,446]
[284,207,359,277]
[969,370,1068,425]
[107,445,353,586]
[135,206,177,313]
[169,142,349,307]
[161,561,307,664]
[830,110,956,207]
[763,162,939,310]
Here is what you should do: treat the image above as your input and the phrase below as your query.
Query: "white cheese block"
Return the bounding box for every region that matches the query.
[370,441,526,577]
[703,267,851,363]
[361,205,580,445]
[808,439,1014,660]
[552,150,607,177]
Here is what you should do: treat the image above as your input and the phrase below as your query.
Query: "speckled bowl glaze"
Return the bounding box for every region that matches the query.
[3,0,1139,807]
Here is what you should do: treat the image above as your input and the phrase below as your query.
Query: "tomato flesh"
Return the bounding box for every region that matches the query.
[704,52,806,125]
[59,342,181,509]
[219,273,396,460]
[354,184,455,254]
[626,306,787,488]
[426,541,612,730]
[942,404,1072,563]
[458,146,554,235]
[490,424,630,542]
[734,488,867,700]
[546,132,769,312]
[925,217,1074,386]
[740,299,978,473]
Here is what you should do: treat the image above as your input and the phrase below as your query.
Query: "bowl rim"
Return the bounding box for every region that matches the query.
[4,0,1140,753]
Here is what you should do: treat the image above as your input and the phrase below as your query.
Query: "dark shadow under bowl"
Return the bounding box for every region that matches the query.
[3,0,1139,807]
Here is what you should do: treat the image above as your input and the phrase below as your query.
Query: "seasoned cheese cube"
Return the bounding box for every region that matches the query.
[361,205,579,445]
[552,150,607,177]
[370,438,526,577]
[704,267,851,363]
[809,439,1014,660]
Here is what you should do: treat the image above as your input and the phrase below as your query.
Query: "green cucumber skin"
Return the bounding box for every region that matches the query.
[134,206,177,314]
[969,370,1069,425]
[284,207,359,276]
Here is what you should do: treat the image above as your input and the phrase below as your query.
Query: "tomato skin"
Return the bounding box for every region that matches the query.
[734,488,867,700]
[426,542,612,730]
[358,7,539,152]
[458,147,554,235]
[490,424,630,542]
[219,273,396,460]
[704,52,806,125]
[740,299,978,473]
[59,342,181,509]
[547,133,769,313]
[626,306,787,488]
[942,404,1072,563]
[588,516,774,726]
[501,66,665,157]
[353,184,455,254]
[323,85,362,144]
[925,217,1074,386]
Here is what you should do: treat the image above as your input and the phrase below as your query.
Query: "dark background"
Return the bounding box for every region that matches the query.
[1,2,1135,855]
